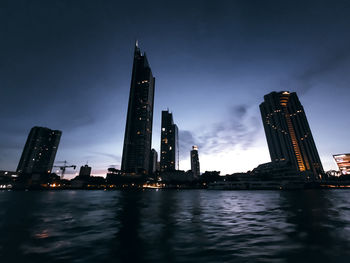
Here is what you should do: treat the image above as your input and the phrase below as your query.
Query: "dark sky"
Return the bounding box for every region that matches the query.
[1,0,350,177]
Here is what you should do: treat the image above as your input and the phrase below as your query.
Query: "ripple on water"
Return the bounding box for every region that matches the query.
[1,190,350,262]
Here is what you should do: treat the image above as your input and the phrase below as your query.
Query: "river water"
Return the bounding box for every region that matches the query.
[0,190,350,263]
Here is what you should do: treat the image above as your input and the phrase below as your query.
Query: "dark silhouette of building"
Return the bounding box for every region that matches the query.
[260,91,324,178]
[121,41,155,175]
[160,170,193,183]
[149,148,158,175]
[17,126,61,175]
[191,146,200,178]
[79,164,91,178]
[160,110,179,171]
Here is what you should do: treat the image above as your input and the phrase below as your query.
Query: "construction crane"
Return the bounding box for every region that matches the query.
[53,161,76,179]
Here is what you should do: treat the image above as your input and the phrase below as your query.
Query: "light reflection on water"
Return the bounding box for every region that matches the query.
[0,190,350,262]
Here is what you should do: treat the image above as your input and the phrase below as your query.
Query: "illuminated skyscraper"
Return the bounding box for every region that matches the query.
[260,91,323,178]
[17,126,61,175]
[121,41,155,175]
[160,110,179,171]
[333,154,350,175]
[191,146,200,178]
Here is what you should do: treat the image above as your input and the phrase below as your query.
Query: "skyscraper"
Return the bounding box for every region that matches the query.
[17,126,61,175]
[160,110,179,172]
[79,164,91,179]
[191,146,200,178]
[121,41,155,175]
[260,91,323,178]
[149,148,158,175]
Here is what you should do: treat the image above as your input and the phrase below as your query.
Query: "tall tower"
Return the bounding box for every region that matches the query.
[191,146,200,178]
[79,164,91,179]
[17,126,61,175]
[260,91,323,178]
[149,148,158,175]
[160,110,179,171]
[121,41,155,175]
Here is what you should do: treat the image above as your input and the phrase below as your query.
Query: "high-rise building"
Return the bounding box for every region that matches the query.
[191,145,200,178]
[160,110,179,171]
[260,91,323,178]
[333,154,350,175]
[149,148,158,175]
[79,164,91,178]
[121,41,155,175]
[17,126,61,175]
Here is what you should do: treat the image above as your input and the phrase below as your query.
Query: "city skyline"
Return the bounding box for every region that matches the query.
[1,1,350,178]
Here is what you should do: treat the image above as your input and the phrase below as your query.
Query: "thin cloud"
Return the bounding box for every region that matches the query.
[290,46,350,94]
[90,152,121,162]
[179,104,260,160]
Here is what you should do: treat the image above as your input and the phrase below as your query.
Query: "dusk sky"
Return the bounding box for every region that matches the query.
[1,0,350,178]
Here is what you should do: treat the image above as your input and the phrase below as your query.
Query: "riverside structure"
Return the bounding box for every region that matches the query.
[160,110,179,172]
[17,126,61,175]
[121,41,155,175]
[191,146,200,178]
[260,91,324,179]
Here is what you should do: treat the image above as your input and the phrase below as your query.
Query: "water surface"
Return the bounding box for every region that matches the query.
[0,190,349,262]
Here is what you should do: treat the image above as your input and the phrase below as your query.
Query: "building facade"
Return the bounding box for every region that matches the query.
[191,145,200,178]
[333,154,350,175]
[260,91,323,178]
[17,126,61,175]
[79,164,92,178]
[149,148,158,175]
[121,41,155,175]
[160,110,179,171]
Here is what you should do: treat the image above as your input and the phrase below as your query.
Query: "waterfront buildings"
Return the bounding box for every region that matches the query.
[149,148,158,175]
[17,126,61,175]
[252,161,302,181]
[333,154,350,175]
[191,146,200,178]
[160,170,193,183]
[260,91,324,178]
[160,110,179,171]
[79,164,91,179]
[121,41,155,175]
[0,170,17,178]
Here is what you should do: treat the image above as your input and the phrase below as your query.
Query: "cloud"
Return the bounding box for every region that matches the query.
[179,130,198,150]
[108,164,121,170]
[53,113,96,131]
[291,47,350,93]
[90,152,121,162]
[179,104,260,160]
